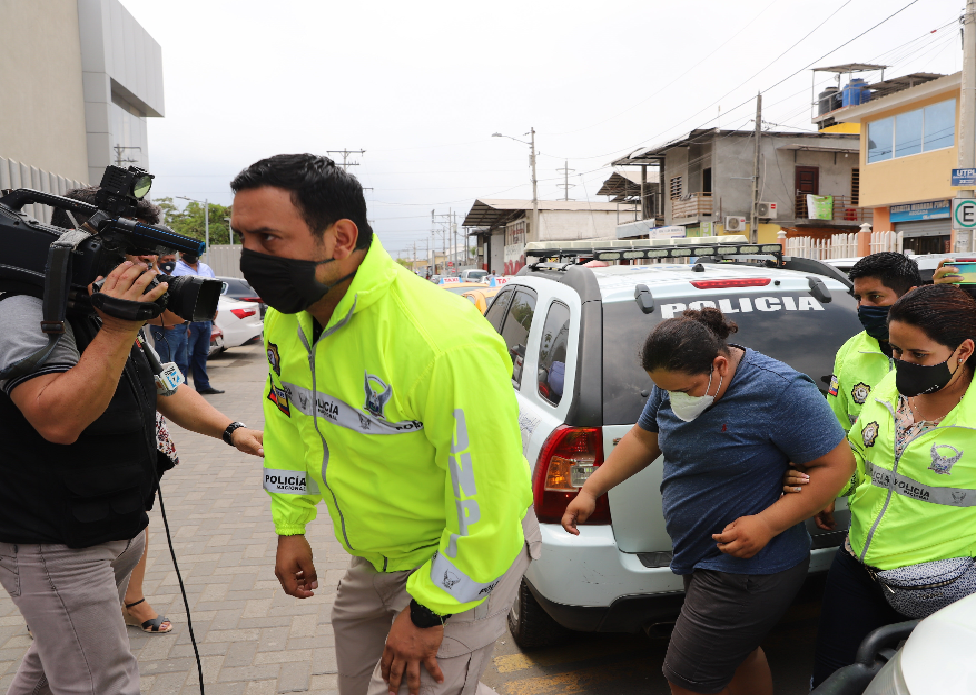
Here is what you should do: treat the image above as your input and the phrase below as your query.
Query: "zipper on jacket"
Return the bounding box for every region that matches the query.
[298,305,358,550]
[859,399,976,561]
[298,304,358,550]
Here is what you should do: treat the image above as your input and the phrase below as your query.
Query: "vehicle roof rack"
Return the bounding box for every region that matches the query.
[522,236,853,290]
[524,236,784,264]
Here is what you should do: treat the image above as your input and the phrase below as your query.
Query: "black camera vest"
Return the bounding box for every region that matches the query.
[0,310,158,547]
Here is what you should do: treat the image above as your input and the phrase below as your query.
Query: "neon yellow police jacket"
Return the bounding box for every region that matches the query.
[846,370,976,570]
[262,238,533,615]
[828,331,894,431]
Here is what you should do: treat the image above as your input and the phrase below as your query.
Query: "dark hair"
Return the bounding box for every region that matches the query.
[888,284,976,369]
[49,186,161,229]
[848,252,921,296]
[230,153,373,250]
[639,307,739,375]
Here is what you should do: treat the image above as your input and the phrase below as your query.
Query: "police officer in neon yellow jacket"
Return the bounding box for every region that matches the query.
[232,155,535,695]
[826,253,920,432]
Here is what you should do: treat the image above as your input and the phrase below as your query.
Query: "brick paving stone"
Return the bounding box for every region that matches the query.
[0,345,347,693]
[276,660,311,693]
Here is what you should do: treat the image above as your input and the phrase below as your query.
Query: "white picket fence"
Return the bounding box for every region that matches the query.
[786,231,903,261]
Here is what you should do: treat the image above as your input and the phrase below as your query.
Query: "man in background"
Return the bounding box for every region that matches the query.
[171,251,223,395]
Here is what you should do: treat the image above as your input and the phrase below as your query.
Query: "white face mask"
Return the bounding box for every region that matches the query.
[668,369,723,422]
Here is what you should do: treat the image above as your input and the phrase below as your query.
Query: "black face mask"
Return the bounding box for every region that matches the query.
[895,354,960,397]
[858,305,891,342]
[159,261,176,274]
[182,254,199,265]
[240,248,356,314]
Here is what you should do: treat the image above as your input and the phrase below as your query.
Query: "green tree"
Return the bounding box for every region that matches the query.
[155,197,233,247]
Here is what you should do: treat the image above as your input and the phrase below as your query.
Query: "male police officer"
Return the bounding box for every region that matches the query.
[827,253,920,429]
[232,154,537,695]
[787,253,920,525]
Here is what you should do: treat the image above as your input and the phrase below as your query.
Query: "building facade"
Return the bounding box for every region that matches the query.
[611,129,864,244]
[0,0,164,222]
[834,73,961,254]
[463,199,635,275]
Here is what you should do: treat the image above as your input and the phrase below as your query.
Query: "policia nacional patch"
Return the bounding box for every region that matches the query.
[851,382,871,405]
[267,383,290,416]
[862,421,879,447]
[267,342,282,376]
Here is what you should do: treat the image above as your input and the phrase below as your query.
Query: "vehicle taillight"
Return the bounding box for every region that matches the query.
[230,308,257,319]
[240,296,265,304]
[690,278,771,289]
[533,426,611,525]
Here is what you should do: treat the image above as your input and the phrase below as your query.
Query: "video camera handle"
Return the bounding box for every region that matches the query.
[0,188,97,216]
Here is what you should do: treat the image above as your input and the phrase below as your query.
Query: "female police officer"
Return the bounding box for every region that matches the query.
[810,284,976,686]
[563,307,853,695]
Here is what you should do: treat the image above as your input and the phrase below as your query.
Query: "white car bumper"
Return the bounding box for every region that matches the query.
[524,523,838,632]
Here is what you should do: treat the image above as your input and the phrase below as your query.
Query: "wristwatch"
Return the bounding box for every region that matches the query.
[223,421,247,446]
[409,599,451,628]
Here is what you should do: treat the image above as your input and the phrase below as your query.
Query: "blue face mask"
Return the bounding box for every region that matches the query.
[857,305,890,342]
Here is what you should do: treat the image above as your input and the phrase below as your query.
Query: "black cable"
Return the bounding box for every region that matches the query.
[157,486,205,694]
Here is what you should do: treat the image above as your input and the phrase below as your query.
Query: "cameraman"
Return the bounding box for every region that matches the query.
[0,234,263,695]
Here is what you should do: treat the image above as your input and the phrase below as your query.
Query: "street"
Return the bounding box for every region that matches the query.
[0,345,824,694]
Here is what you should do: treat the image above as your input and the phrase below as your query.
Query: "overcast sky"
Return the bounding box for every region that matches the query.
[122,0,963,256]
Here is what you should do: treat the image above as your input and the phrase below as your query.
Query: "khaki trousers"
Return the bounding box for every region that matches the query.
[332,514,540,695]
[0,533,146,695]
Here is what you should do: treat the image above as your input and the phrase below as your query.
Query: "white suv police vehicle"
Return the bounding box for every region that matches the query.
[482,236,864,648]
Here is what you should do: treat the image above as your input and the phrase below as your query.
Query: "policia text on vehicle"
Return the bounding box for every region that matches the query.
[232,154,538,695]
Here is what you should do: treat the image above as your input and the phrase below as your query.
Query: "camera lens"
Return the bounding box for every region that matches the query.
[157,275,222,322]
[132,176,152,199]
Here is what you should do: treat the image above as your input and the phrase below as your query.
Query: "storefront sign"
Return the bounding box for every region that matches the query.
[952,169,976,187]
[890,200,950,223]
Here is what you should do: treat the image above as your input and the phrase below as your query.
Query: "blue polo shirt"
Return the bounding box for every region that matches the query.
[637,347,845,575]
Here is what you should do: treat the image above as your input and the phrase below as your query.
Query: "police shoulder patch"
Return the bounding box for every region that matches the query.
[828,375,839,397]
[862,421,879,447]
[851,382,871,405]
[267,342,281,376]
[267,382,290,416]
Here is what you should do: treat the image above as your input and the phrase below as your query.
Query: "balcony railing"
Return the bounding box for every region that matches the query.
[671,192,712,220]
[795,194,873,224]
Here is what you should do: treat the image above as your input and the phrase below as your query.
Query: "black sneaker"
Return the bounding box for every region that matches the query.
[197,387,225,395]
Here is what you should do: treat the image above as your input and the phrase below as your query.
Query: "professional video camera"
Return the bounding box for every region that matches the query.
[0,164,223,379]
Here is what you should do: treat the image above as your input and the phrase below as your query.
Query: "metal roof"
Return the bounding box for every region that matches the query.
[462,198,624,228]
[812,63,887,73]
[596,171,659,200]
[611,129,859,166]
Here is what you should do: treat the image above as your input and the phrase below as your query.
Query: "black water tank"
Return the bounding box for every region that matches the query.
[818,86,840,115]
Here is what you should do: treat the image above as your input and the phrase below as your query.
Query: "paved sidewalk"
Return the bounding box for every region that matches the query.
[0,344,347,694]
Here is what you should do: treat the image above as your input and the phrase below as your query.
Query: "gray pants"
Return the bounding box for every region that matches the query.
[0,532,147,695]
[332,514,540,695]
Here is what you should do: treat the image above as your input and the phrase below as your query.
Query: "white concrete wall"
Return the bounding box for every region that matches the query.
[0,0,90,184]
[77,0,164,183]
[536,209,621,241]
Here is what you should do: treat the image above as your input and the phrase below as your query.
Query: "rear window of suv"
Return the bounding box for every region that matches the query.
[602,289,862,425]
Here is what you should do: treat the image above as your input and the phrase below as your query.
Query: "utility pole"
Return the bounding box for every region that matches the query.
[749,93,762,244]
[326,149,366,172]
[114,144,140,167]
[557,160,575,201]
[959,0,976,252]
[413,240,417,274]
[530,127,539,240]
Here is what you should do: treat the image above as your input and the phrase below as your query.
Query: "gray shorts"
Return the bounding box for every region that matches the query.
[663,556,810,694]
